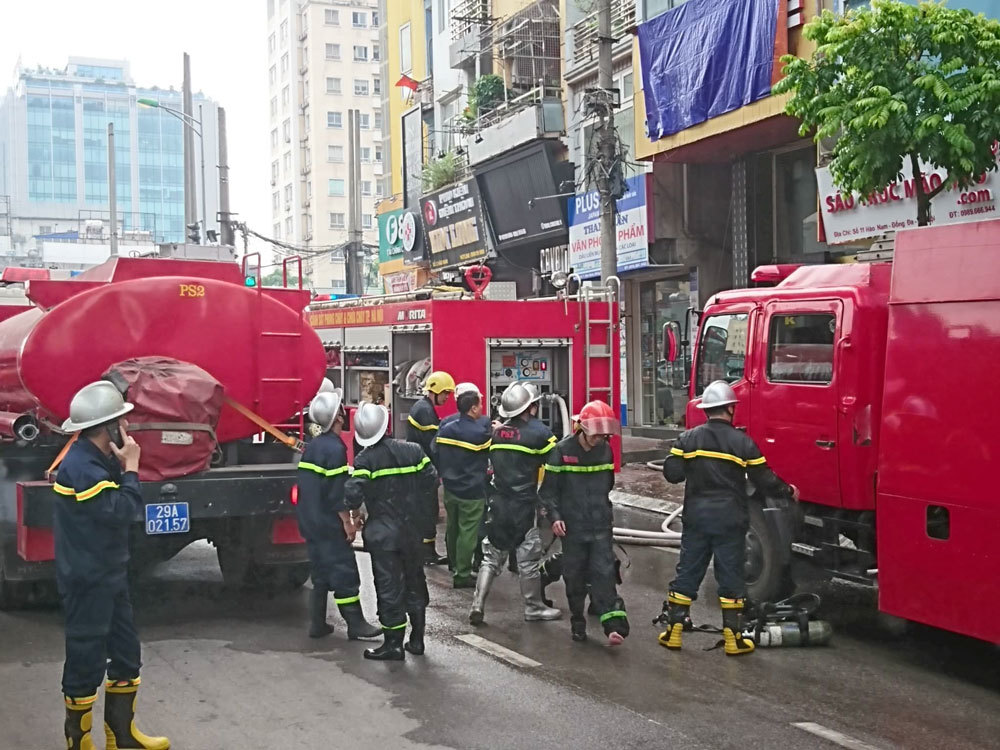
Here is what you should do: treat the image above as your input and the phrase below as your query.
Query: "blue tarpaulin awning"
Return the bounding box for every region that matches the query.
[638,0,778,141]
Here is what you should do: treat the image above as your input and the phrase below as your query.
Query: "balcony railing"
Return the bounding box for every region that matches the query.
[568,0,635,70]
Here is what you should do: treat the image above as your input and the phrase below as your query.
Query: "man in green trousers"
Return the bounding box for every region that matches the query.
[434,384,491,588]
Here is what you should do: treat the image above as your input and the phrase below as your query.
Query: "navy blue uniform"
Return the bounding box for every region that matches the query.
[53,439,143,700]
[296,431,361,604]
[663,418,792,599]
[345,438,437,630]
[406,396,442,546]
[540,435,628,637]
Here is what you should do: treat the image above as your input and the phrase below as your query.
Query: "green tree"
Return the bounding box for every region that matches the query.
[774,0,1000,226]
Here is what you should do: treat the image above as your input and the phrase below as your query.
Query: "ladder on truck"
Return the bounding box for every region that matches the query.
[578,276,620,407]
[241,254,307,446]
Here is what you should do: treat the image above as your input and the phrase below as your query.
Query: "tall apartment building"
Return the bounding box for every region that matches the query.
[266,0,384,294]
[0,57,220,253]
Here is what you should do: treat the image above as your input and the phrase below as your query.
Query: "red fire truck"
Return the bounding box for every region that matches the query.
[676,220,1000,643]
[306,279,621,456]
[0,252,324,608]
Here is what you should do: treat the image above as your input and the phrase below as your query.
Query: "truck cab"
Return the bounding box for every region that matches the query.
[679,262,893,599]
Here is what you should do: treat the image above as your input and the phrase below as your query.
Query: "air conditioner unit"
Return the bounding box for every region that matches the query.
[285,203,292,212]
[270,179,277,186]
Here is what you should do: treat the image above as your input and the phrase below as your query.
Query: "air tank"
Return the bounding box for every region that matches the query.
[0,257,326,443]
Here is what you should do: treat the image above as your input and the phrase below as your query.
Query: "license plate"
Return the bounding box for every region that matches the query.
[144,502,190,535]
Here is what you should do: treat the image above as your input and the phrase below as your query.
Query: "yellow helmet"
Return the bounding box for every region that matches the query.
[424,371,456,394]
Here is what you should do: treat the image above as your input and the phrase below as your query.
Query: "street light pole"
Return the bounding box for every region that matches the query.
[138,98,206,243]
[198,103,207,244]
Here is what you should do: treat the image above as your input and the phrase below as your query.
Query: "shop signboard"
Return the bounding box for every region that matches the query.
[399,209,426,265]
[816,156,1000,244]
[419,178,490,270]
[567,175,650,279]
[378,208,405,263]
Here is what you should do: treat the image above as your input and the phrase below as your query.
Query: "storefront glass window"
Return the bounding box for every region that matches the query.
[639,278,691,426]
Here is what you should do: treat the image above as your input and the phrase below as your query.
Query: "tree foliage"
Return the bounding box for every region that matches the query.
[773,0,1000,226]
[422,150,461,191]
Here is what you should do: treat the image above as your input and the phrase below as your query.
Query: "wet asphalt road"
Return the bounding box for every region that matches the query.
[2,503,1000,749]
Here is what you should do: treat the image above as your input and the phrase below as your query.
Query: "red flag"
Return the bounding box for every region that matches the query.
[395,74,419,91]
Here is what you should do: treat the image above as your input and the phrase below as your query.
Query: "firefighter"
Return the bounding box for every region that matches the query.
[541,400,628,646]
[296,390,380,640]
[433,383,491,589]
[305,378,336,439]
[345,403,438,661]
[660,380,798,656]
[54,381,169,750]
[470,382,561,626]
[406,370,455,566]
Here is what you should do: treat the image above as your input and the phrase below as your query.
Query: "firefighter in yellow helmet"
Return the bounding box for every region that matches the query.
[406,370,455,564]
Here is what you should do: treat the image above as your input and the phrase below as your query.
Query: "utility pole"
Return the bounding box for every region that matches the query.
[107,123,118,257]
[182,53,197,237]
[198,103,207,244]
[346,109,364,295]
[218,107,234,247]
[596,0,618,282]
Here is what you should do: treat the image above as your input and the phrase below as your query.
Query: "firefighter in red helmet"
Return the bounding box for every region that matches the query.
[540,400,629,646]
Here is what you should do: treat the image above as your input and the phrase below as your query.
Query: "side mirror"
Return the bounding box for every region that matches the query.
[662,322,679,363]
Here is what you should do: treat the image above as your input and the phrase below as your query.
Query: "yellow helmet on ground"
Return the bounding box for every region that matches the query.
[424,371,456,394]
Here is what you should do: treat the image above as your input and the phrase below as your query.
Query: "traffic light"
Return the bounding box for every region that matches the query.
[186,222,201,244]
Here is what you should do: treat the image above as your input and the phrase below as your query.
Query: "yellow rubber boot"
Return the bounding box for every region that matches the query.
[720,597,755,656]
[65,695,98,750]
[657,591,691,650]
[104,679,171,750]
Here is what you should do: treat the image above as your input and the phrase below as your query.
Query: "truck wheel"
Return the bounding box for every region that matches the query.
[745,503,794,603]
[217,542,309,593]
[0,554,30,611]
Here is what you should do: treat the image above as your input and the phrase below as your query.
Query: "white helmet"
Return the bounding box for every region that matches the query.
[62,381,135,432]
[308,391,343,433]
[696,380,739,410]
[354,403,390,447]
[498,382,539,418]
[316,377,335,396]
[454,382,482,398]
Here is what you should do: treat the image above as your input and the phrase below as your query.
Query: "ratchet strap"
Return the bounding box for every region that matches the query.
[46,433,78,480]
[224,397,305,453]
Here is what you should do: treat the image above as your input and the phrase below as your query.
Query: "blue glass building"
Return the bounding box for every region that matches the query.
[0,57,219,245]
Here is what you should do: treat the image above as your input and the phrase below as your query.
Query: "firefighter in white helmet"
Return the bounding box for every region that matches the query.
[54,381,169,750]
[296,390,380,640]
[470,382,561,626]
[660,380,798,656]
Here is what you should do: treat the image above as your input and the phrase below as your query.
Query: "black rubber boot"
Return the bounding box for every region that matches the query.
[568,593,587,641]
[103,680,170,749]
[571,619,588,642]
[404,609,426,655]
[721,598,755,656]
[309,585,334,638]
[658,592,692,651]
[423,540,448,566]
[364,629,406,661]
[338,600,381,640]
[65,697,97,750]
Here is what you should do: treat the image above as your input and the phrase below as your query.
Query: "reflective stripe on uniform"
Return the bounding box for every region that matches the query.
[490,437,556,455]
[351,455,431,480]
[436,436,492,452]
[542,463,614,473]
[52,483,76,497]
[670,448,764,468]
[407,415,437,432]
[298,461,351,477]
[381,621,407,630]
[334,595,360,605]
[599,609,628,623]
[74,480,121,502]
[65,693,99,708]
[719,597,745,610]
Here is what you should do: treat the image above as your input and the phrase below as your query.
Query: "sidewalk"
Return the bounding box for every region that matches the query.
[612,461,682,515]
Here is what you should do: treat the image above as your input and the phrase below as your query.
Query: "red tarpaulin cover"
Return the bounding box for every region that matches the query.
[103,357,224,481]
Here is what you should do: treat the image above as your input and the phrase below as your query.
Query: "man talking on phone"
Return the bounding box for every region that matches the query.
[54,381,169,750]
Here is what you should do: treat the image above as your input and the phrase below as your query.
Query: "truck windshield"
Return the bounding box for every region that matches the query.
[695,312,748,395]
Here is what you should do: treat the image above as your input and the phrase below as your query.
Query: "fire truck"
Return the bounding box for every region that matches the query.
[0,251,324,608]
[673,219,1000,643]
[306,275,621,455]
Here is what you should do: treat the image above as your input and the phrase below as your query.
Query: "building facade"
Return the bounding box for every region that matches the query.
[266,0,384,294]
[0,57,220,258]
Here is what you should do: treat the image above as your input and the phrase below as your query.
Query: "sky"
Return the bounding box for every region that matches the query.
[0,0,274,262]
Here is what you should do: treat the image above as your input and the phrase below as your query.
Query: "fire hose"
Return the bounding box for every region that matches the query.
[612,456,683,547]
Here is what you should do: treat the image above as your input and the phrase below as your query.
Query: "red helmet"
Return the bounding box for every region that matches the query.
[575,400,620,436]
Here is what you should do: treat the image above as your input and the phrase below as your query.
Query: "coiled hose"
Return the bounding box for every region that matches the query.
[612,457,683,547]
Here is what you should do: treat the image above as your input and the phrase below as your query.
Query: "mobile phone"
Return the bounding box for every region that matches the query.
[106,422,124,449]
